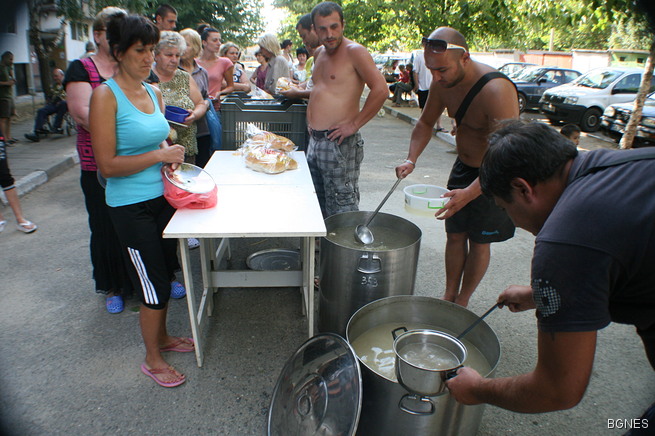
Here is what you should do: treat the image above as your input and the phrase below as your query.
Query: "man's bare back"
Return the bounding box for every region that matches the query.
[307,38,366,131]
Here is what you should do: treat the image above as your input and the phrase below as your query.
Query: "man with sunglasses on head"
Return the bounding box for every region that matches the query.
[305,1,388,218]
[396,27,518,307]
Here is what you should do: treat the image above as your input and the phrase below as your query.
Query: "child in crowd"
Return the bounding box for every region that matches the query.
[560,123,581,146]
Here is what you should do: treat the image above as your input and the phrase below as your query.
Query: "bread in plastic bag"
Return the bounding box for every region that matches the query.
[244,123,296,152]
[243,146,298,174]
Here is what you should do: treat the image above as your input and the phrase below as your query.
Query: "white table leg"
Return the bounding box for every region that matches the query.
[303,236,315,337]
[179,237,204,367]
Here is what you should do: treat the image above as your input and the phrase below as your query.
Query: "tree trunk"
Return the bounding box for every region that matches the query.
[619,38,655,149]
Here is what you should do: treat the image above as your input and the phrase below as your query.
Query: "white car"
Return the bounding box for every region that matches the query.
[539,67,655,132]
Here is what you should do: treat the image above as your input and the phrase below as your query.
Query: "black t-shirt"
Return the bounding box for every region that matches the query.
[533,149,655,332]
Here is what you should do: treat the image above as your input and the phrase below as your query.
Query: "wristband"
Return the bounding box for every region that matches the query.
[404,159,415,166]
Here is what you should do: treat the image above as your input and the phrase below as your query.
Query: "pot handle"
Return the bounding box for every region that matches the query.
[398,394,436,416]
[443,365,463,381]
[357,253,382,274]
[391,326,408,340]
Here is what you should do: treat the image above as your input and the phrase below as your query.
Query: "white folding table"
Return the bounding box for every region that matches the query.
[163,151,326,366]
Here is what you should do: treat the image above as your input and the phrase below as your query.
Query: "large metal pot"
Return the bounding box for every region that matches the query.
[346,296,501,436]
[318,211,422,336]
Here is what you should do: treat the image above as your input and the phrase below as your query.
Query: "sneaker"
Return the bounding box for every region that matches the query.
[106,295,124,314]
[53,128,64,134]
[24,133,40,142]
[187,238,200,249]
[35,128,49,134]
[170,280,186,299]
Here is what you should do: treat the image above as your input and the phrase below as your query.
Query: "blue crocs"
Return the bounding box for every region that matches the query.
[106,296,124,314]
[170,280,186,299]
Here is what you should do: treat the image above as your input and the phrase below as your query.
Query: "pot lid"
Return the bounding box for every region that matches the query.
[163,163,216,194]
[268,333,362,436]
[246,249,301,271]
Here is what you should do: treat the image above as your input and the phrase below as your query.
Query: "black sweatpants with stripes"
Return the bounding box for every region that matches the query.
[108,196,179,310]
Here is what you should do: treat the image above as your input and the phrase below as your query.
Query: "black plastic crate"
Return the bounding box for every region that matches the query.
[221,97,308,151]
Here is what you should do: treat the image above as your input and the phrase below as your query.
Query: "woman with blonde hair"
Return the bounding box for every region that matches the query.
[179,28,213,168]
[64,6,139,313]
[219,42,250,93]
[257,33,290,95]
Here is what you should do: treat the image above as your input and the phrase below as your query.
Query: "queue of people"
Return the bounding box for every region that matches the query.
[5,5,653,429]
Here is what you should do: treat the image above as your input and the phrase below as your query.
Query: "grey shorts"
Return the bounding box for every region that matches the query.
[0,98,14,118]
[306,130,364,218]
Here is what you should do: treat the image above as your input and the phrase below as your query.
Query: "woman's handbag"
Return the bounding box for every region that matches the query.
[205,99,222,151]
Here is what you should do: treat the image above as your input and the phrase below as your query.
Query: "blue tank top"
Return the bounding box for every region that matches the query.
[103,79,170,207]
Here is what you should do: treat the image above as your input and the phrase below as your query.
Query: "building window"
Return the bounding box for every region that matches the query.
[637,58,645,64]
[71,22,89,41]
[619,56,627,62]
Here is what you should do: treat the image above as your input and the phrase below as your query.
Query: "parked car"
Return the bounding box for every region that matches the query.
[539,66,655,132]
[498,62,536,79]
[373,53,411,71]
[512,66,581,112]
[601,92,655,146]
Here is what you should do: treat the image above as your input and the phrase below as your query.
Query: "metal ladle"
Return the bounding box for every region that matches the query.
[355,177,402,245]
[456,302,502,340]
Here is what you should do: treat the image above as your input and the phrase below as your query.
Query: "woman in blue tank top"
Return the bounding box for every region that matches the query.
[89,14,193,388]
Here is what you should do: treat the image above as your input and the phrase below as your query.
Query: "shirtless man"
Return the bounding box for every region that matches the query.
[306,1,387,217]
[395,27,519,307]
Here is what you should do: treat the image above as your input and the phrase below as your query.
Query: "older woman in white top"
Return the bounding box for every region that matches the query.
[257,33,290,95]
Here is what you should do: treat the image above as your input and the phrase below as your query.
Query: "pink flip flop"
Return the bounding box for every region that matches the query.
[160,337,195,353]
[140,364,186,388]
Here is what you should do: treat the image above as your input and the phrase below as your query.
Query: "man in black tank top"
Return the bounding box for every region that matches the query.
[396,27,519,307]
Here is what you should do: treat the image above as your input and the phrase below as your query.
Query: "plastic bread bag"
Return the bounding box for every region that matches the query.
[243,123,297,152]
[249,86,274,100]
[243,145,298,174]
[276,76,293,93]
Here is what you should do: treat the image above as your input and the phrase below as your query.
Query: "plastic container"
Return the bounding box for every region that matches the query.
[165,105,189,123]
[404,184,450,216]
[221,96,308,151]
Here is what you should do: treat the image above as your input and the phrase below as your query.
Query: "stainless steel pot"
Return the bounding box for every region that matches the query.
[318,211,421,336]
[393,329,467,397]
[346,296,501,436]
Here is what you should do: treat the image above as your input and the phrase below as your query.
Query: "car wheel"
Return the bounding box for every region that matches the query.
[518,93,527,113]
[580,108,602,132]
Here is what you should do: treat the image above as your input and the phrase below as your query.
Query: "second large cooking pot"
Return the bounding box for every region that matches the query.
[318,211,422,336]
[347,296,501,436]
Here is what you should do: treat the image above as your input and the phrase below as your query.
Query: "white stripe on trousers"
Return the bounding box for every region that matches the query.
[127,247,159,305]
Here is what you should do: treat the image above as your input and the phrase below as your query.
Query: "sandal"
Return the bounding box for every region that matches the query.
[160,337,195,353]
[16,220,37,233]
[140,364,186,388]
[106,295,124,314]
[0,220,6,233]
[170,280,186,299]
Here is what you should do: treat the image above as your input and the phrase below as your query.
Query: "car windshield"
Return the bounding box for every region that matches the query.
[515,67,546,82]
[576,70,623,89]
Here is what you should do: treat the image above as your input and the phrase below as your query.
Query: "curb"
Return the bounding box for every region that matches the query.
[0,152,79,205]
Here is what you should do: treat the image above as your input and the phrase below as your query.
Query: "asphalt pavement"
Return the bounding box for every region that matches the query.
[0,101,653,436]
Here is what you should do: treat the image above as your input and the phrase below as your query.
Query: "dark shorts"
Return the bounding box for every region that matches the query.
[0,98,14,118]
[108,196,179,310]
[0,139,15,190]
[446,157,515,243]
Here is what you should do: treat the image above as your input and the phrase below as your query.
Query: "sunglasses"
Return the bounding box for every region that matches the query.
[422,37,466,53]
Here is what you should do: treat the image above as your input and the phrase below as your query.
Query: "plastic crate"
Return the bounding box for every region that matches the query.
[221,97,308,151]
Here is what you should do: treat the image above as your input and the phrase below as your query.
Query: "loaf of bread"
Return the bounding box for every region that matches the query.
[250,131,296,152]
[244,146,298,174]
